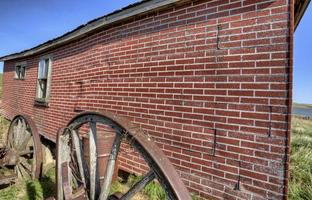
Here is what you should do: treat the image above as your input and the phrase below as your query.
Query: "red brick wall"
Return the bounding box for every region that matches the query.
[2,0,293,199]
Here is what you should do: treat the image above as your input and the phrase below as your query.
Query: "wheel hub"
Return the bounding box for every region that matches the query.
[3,149,19,166]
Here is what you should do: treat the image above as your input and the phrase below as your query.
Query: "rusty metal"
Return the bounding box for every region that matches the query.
[83,132,117,183]
[56,111,192,200]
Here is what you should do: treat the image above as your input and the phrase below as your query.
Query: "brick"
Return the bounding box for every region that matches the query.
[1,0,292,199]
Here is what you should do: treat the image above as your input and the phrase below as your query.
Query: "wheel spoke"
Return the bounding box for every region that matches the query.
[89,121,100,200]
[12,124,17,147]
[120,170,156,200]
[19,150,34,156]
[18,163,31,179]
[15,119,23,147]
[17,118,27,147]
[71,129,89,188]
[57,132,72,200]
[21,118,27,133]
[20,157,32,173]
[15,166,21,178]
[62,162,73,200]
[99,133,122,200]
[17,166,23,178]
[19,130,32,151]
[8,128,14,148]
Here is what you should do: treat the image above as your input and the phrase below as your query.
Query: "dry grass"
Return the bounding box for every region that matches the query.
[289,117,312,199]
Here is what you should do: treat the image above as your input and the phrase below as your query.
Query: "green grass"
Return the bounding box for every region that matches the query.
[0,167,56,200]
[128,174,167,200]
[110,174,205,200]
[289,117,312,199]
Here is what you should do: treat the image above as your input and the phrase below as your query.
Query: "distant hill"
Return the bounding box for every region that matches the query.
[293,102,312,109]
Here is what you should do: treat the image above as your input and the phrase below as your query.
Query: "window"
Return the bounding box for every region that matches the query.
[36,57,52,103]
[15,63,26,79]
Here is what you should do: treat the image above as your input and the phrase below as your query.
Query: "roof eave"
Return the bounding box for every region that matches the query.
[0,0,183,62]
[295,0,311,31]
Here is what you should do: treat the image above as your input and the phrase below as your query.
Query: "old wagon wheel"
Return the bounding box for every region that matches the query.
[6,115,43,179]
[56,111,191,200]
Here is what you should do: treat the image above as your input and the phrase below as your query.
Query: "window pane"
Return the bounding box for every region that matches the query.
[38,60,44,79]
[21,66,25,79]
[36,57,51,101]
[45,59,49,77]
[38,60,48,79]
[15,66,21,79]
[38,79,47,99]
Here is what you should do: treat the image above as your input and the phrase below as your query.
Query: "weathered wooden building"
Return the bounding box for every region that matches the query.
[0,0,309,199]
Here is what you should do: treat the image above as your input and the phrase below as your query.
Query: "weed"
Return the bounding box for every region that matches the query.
[127,174,166,200]
[110,180,123,195]
[0,167,55,200]
[0,184,22,200]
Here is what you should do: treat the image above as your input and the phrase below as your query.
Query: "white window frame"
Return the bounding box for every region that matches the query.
[14,62,27,80]
[36,56,52,103]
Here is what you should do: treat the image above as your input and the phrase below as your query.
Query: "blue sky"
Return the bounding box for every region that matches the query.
[0,0,139,70]
[0,1,311,104]
[294,4,312,104]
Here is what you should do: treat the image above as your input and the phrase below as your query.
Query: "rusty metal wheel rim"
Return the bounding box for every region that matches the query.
[56,111,191,200]
[7,115,42,179]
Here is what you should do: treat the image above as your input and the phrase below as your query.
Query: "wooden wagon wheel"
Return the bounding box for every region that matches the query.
[56,111,192,200]
[6,115,43,179]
